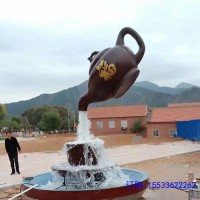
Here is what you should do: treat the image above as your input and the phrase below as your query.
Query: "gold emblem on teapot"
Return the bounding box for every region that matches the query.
[96,60,117,81]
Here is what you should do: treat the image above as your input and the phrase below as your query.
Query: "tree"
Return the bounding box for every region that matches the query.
[38,112,62,131]
[11,117,22,131]
[9,120,20,131]
[22,106,71,128]
[0,120,7,131]
[0,119,21,131]
[0,104,8,121]
[130,119,146,134]
[0,109,22,132]
[0,104,9,132]
[22,107,50,126]
[12,116,22,125]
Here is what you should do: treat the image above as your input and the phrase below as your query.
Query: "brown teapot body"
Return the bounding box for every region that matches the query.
[79,27,145,111]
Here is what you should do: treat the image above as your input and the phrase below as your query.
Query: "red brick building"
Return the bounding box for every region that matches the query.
[87,105,148,135]
[87,102,200,138]
[147,106,200,138]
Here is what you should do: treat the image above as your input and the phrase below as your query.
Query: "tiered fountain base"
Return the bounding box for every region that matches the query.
[22,139,149,200]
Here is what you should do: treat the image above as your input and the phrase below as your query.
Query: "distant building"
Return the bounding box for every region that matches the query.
[87,102,200,139]
[87,105,148,135]
[147,106,200,138]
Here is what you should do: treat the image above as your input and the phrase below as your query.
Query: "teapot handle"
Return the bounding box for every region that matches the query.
[116,27,145,64]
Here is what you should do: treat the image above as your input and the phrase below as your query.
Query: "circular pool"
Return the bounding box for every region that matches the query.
[22,168,148,200]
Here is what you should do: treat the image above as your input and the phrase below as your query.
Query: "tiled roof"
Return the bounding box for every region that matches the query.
[88,105,147,119]
[168,102,200,107]
[149,107,200,123]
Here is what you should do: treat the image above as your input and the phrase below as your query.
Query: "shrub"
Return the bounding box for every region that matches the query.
[130,119,145,133]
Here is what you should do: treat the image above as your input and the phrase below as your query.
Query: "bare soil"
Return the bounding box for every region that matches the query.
[0,133,182,155]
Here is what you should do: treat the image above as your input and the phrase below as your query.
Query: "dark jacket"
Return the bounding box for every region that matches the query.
[5,137,21,155]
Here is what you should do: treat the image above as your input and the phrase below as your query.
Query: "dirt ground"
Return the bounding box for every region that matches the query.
[125,151,200,182]
[125,151,200,199]
[0,133,182,155]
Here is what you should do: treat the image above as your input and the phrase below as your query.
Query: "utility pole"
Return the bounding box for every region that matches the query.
[73,111,76,133]
[68,107,70,133]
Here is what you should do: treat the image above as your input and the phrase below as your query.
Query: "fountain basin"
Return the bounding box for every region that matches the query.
[51,162,117,188]
[22,168,148,200]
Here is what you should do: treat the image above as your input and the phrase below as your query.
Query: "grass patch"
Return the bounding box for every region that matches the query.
[0,137,6,141]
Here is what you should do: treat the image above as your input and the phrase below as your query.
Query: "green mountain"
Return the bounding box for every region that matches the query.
[175,82,198,89]
[6,81,88,116]
[172,88,200,103]
[5,81,200,116]
[134,81,198,95]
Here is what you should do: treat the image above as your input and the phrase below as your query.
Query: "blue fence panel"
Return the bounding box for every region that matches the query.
[176,119,200,141]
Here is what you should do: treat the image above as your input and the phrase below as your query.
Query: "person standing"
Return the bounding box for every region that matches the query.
[5,131,21,175]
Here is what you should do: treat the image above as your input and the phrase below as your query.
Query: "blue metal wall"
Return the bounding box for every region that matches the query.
[176,119,200,141]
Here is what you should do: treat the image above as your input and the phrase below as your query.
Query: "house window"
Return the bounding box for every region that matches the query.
[96,121,103,129]
[108,120,115,128]
[121,120,128,129]
[153,129,159,137]
[169,129,177,137]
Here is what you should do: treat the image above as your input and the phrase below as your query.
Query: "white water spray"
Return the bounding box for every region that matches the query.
[76,111,94,141]
[43,110,129,190]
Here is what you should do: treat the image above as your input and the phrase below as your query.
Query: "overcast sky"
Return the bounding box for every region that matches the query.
[0,0,199,103]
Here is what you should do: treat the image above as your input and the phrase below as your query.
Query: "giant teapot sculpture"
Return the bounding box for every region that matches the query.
[79,27,145,111]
